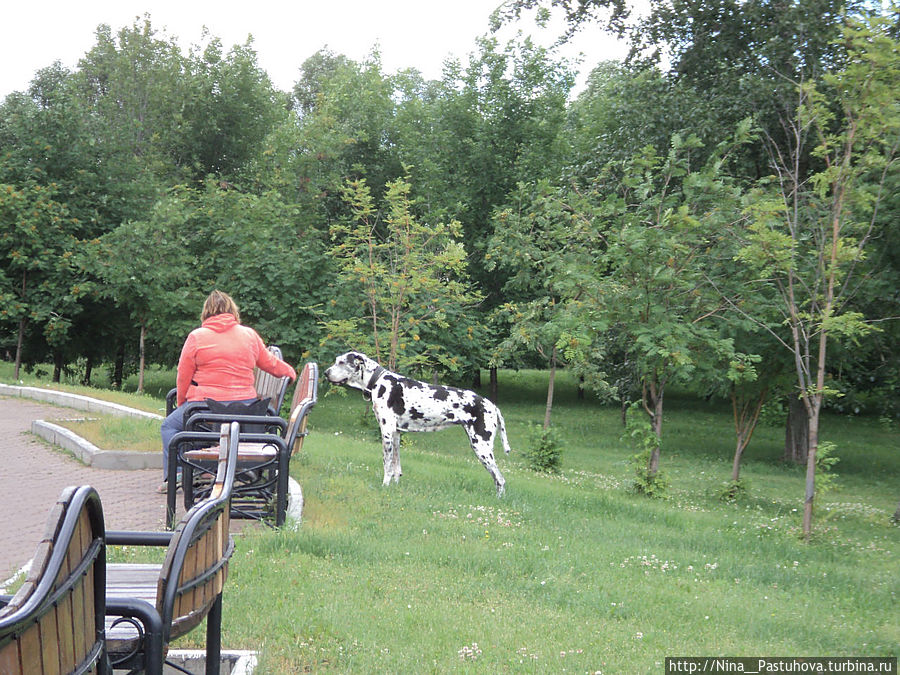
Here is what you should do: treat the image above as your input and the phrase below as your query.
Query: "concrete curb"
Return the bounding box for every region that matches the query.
[0,383,163,421]
[166,649,258,674]
[32,419,163,469]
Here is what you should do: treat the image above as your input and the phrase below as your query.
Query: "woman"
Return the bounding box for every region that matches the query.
[159,290,297,491]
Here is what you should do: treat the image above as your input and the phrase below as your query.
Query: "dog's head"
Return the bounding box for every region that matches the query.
[324,351,380,391]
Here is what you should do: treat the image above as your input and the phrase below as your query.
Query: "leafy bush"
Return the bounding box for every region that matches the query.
[628,449,671,497]
[815,441,840,496]
[524,423,563,473]
[622,402,669,497]
[718,478,749,501]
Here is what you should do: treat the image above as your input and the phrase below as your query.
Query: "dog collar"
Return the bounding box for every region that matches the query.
[366,365,385,390]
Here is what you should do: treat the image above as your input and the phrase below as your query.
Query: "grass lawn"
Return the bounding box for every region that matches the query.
[3,365,897,672]
[222,371,897,673]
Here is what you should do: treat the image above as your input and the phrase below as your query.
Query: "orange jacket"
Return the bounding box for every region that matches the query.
[176,313,296,405]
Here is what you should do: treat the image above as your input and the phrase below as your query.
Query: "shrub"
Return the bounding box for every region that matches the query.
[815,441,840,496]
[622,402,669,498]
[718,478,749,501]
[524,423,563,474]
[628,449,670,497]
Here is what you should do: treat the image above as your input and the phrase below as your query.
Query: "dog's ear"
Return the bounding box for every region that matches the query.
[348,352,364,372]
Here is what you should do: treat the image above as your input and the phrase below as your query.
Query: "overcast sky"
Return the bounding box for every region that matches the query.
[1,0,633,101]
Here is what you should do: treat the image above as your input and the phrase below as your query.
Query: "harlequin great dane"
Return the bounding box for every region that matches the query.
[324,351,511,496]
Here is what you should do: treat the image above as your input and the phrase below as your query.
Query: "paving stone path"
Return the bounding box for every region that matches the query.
[0,397,170,581]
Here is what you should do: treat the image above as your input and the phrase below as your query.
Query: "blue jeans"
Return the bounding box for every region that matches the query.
[160,399,256,479]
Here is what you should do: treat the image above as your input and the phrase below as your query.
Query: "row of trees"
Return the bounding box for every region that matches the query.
[1,4,897,534]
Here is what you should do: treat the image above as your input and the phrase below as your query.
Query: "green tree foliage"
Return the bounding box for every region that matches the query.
[734,13,900,537]
[563,132,746,478]
[0,183,83,377]
[324,176,481,375]
[487,179,610,427]
[90,191,198,390]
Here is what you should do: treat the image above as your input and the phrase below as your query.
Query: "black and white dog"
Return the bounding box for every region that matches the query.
[324,351,511,496]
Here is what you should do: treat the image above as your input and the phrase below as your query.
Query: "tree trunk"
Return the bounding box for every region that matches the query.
[52,352,62,383]
[472,369,482,390]
[543,346,557,430]
[82,355,93,386]
[784,396,809,464]
[643,378,665,477]
[14,317,26,380]
[578,374,585,400]
[489,367,498,402]
[731,386,767,482]
[802,402,821,538]
[892,499,900,524]
[648,392,663,476]
[138,322,146,394]
[113,344,125,389]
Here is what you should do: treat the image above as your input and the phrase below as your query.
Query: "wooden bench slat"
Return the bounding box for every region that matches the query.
[0,486,106,675]
[20,621,44,673]
[184,442,278,462]
[58,594,76,672]
[0,641,23,675]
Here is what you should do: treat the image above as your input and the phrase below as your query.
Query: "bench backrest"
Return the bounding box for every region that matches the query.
[254,345,291,413]
[0,486,107,675]
[285,362,318,456]
[157,422,238,642]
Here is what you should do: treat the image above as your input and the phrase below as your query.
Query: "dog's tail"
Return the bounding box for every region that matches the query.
[497,408,512,454]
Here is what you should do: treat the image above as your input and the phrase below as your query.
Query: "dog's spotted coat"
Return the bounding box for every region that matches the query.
[325,351,510,495]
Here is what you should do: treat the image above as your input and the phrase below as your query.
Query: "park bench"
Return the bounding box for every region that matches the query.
[167,362,318,528]
[105,421,239,675]
[0,485,108,675]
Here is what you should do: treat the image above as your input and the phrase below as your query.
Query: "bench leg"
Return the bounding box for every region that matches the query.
[166,447,179,529]
[205,593,223,675]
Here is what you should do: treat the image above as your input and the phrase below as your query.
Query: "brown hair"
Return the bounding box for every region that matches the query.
[201,290,241,323]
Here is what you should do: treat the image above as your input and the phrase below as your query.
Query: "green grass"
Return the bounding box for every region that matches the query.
[53,415,163,452]
[222,373,897,673]
[3,365,897,672]
[0,361,167,416]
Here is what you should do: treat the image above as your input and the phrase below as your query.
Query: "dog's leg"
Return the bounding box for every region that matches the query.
[495,408,512,454]
[466,429,506,497]
[391,434,402,482]
[380,423,400,486]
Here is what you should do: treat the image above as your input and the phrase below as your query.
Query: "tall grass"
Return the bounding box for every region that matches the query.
[3,365,896,671]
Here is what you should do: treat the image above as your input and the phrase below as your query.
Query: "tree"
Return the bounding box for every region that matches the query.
[735,13,899,537]
[0,182,81,379]
[91,190,197,392]
[488,180,612,427]
[323,176,481,375]
[563,132,746,478]
[172,35,284,179]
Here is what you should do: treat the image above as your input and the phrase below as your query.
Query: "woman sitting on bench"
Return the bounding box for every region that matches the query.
[158,289,296,492]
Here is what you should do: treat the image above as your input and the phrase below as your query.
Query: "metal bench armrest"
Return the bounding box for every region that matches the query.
[106,531,174,547]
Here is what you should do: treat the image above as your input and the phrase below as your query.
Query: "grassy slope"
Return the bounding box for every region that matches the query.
[226,371,898,673]
[2,365,896,672]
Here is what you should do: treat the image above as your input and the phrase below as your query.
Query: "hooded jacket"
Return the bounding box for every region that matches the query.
[176,313,296,405]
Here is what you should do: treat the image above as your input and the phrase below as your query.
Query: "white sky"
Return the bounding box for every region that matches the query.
[1,0,634,101]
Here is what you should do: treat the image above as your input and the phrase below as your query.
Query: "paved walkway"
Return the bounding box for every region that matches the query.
[0,397,171,581]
